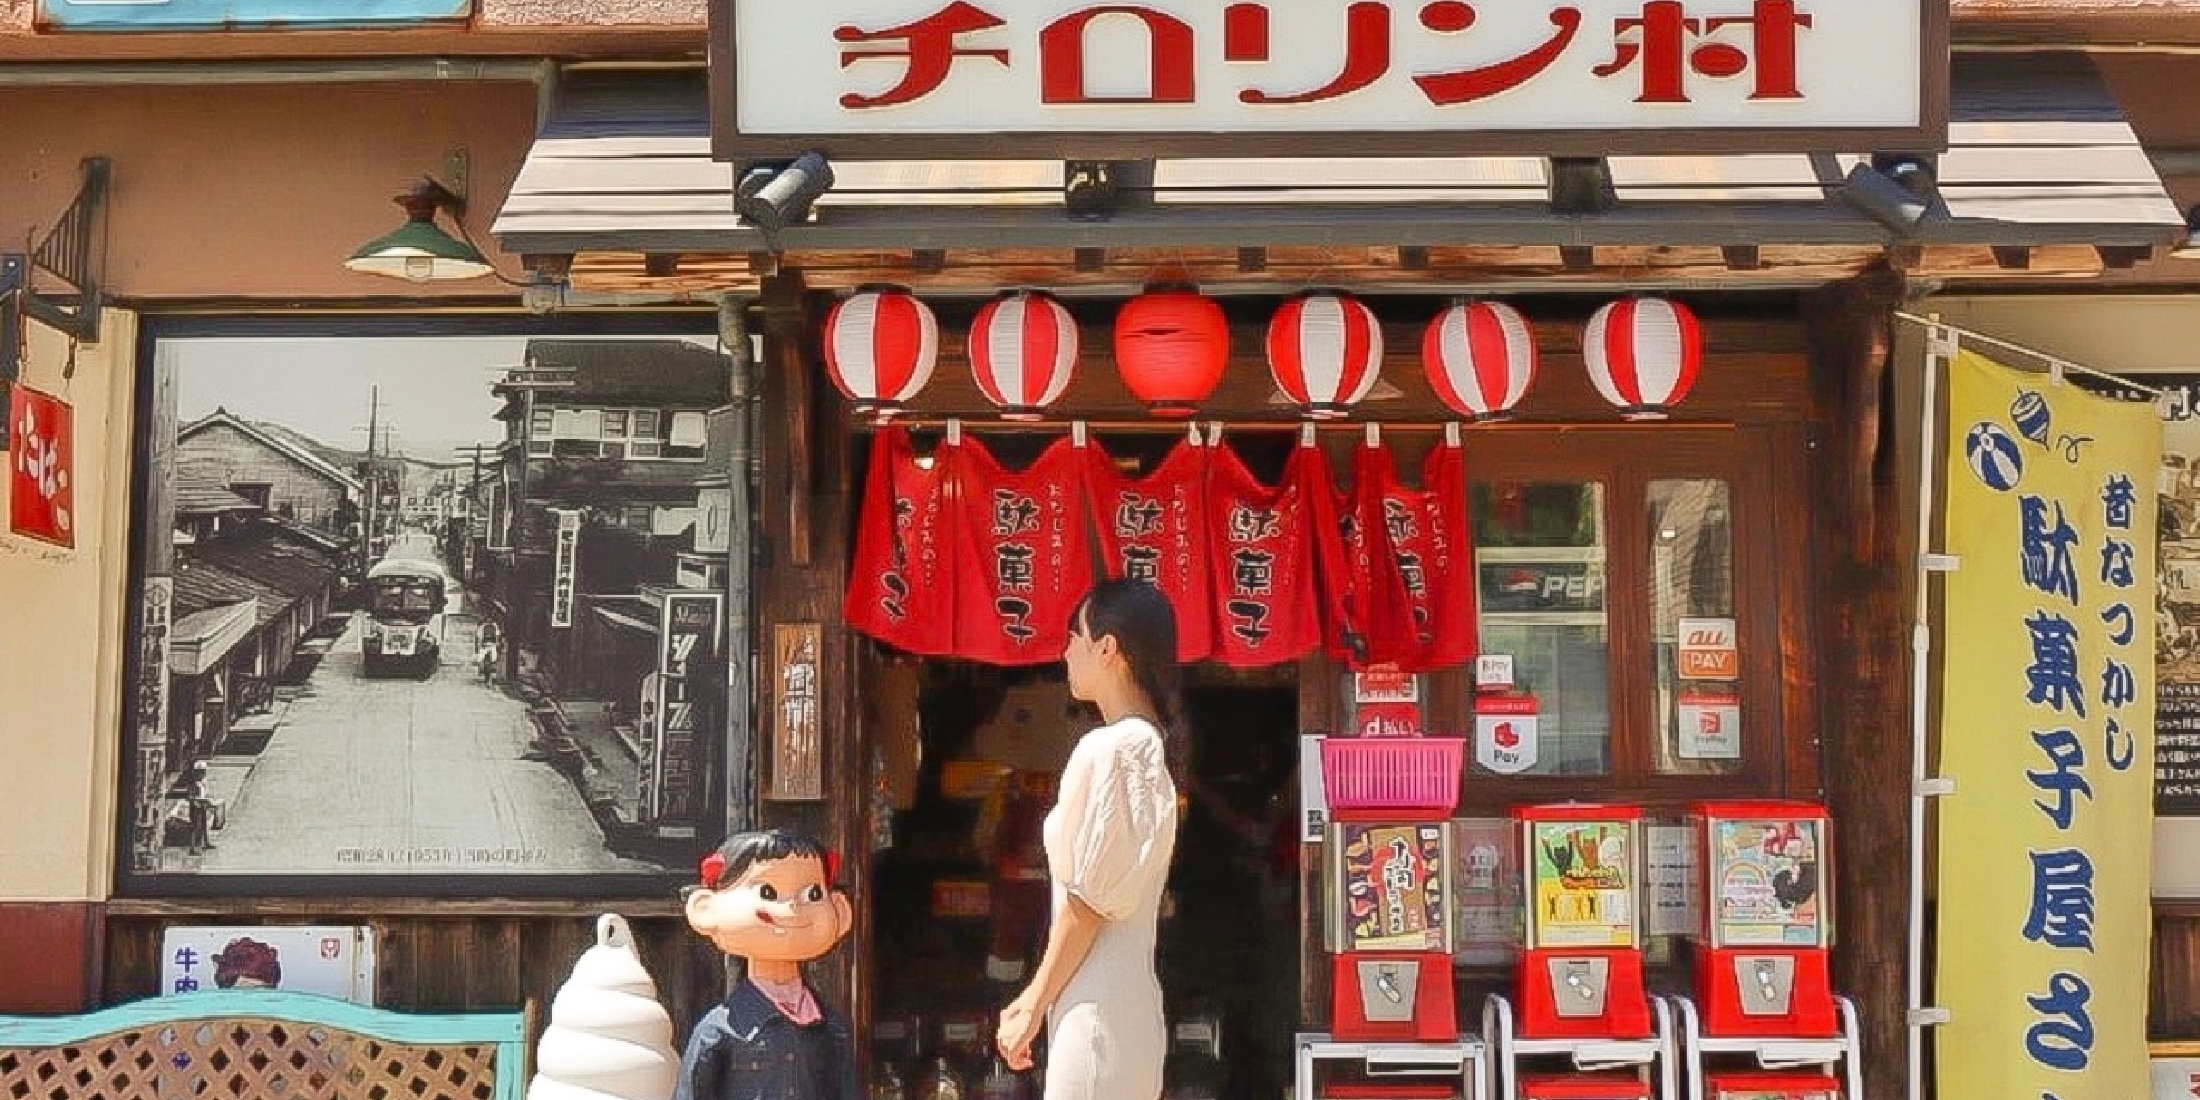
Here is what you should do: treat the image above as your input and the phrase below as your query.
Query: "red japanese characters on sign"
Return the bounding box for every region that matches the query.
[847,426,959,656]
[1090,438,1216,663]
[1205,443,1331,668]
[719,0,1937,157]
[9,386,74,548]
[949,434,1102,665]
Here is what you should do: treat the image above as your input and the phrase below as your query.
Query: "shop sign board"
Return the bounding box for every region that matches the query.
[712,0,1945,160]
[643,592,722,826]
[161,926,376,1004]
[10,386,74,548]
[2149,377,2200,815]
[1934,346,2155,1100]
[549,509,580,629]
[40,0,470,31]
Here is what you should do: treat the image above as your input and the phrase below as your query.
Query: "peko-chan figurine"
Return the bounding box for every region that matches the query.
[676,829,862,1100]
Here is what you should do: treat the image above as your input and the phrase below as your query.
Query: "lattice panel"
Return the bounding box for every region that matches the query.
[0,1021,501,1100]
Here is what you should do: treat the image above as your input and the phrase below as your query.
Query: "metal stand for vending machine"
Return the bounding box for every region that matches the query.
[1483,993,1679,1100]
[1673,995,1861,1100]
[1294,1031,1489,1100]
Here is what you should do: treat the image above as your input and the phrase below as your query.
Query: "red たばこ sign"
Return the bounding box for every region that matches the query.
[10,387,75,548]
[713,0,1941,160]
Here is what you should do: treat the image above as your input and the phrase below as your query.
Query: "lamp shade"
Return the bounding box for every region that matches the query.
[969,290,1079,421]
[344,181,494,283]
[1423,299,1537,422]
[1113,287,1229,418]
[1267,291,1383,419]
[824,287,938,420]
[1582,297,1702,420]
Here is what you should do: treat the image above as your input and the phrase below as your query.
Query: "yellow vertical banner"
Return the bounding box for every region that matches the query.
[1936,347,2158,1100]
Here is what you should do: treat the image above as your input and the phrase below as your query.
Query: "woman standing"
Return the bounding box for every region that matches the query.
[995,579,1184,1100]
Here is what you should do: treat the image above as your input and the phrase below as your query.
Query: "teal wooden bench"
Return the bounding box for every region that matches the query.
[0,989,526,1100]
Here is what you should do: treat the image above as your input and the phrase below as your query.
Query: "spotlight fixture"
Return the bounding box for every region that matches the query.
[2170,206,2200,260]
[736,150,835,246]
[343,177,494,283]
[1839,154,1940,237]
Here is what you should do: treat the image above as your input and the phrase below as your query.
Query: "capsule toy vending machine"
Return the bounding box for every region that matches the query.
[1487,804,1672,1100]
[1517,805,1649,1041]
[1692,802,1836,1038]
[1681,801,1857,1100]
[1319,737,1467,1043]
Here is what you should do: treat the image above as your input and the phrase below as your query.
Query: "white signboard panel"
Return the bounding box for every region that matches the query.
[161,926,376,1004]
[720,0,1939,156]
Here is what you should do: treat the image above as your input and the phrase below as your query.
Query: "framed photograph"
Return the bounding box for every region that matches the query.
[118,315,734,895]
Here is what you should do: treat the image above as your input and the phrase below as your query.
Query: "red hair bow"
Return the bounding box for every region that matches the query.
[696,847,842,888]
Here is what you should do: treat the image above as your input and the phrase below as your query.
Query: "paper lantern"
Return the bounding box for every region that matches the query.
[1113,287,1230,418]
[1423,299,1538,422]
[527,914,679,1100]
[823,287,938,420]
[1267,291,1383,420]
[969,290,1079,421]
[1582,297,1702,420]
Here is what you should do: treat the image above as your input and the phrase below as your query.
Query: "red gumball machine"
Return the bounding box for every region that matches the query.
[1296,737,1484,1100]
[1675,802,1860,1100]
[1484,804,1675,1100]
[1317,737,1467,1044]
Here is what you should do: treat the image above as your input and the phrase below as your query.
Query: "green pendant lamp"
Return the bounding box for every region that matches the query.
[344,178,494,282]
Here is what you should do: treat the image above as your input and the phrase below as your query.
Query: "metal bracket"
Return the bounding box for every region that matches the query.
[1921,552,1961,572]
[20,157,111,345]
[0,253,21,448]
[1916,776,1956,797]
[1908,1007,1951,1027]
[1926,324,1959,361]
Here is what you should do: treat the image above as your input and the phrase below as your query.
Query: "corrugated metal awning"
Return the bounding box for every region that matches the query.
[493,55,2181,256]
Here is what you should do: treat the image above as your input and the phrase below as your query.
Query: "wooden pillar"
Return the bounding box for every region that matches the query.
[1804,266,1911,1100]
[751,273,863,1015]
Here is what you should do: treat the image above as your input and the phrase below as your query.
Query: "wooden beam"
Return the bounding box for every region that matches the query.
[2097,244,2152,269]
[1803,265,1912,1100]
[761,274,813,567]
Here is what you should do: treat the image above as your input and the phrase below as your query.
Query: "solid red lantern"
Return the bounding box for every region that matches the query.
[1583,297,1702,420]
[823,287,938,420]
[1423,299,1538,422]
[1113,287,1230,418]
[969,290,1079,421]
[1267,291,1383,420]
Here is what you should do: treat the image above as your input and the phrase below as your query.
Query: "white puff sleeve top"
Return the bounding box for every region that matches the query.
[1043,716,1179,921]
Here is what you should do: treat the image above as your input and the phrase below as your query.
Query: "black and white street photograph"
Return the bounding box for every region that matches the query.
[125,330,734,880]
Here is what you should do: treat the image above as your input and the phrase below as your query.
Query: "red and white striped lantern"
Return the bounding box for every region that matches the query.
[1266,291,1384,420]
[969,290,1080,421]
[1583,297,1702,420]
[824,287,938,420]
[1423,299,1538,422]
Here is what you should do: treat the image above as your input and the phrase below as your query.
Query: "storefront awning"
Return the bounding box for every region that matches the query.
[495,54,2181,283]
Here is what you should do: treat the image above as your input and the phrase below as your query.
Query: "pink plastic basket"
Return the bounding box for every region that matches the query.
[1319,737,1466,820]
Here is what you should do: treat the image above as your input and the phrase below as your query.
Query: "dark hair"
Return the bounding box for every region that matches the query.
[701,828,836,890]
[213,937,282,989]
[1073,578,1189,778]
